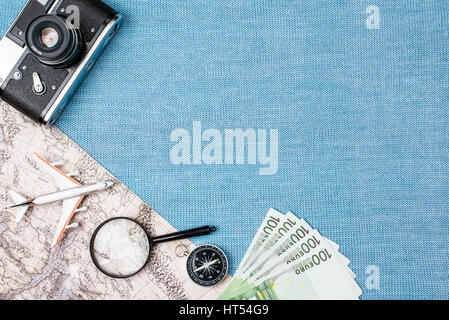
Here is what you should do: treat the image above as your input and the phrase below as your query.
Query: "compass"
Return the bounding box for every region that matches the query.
[186,244,228,286]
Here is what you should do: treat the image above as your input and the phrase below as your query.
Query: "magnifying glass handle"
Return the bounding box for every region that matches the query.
[152,225,216,244]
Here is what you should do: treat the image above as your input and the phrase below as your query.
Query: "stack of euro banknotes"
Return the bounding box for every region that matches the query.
[219,209,362,300]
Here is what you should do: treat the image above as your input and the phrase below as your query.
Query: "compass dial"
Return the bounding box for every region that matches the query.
[186,245,228,286]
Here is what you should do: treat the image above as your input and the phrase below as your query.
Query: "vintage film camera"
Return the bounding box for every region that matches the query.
[0,0,122,126]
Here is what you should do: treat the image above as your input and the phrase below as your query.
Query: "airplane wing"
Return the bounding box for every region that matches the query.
[50,195,84,247]
[33,153,81,189]
[33,153,83,247]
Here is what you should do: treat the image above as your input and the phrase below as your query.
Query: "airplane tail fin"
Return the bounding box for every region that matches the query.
[8,191,31,224]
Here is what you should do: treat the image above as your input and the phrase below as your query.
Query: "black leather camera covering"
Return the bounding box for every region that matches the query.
[58,0,117,43]
[7,0,53,47]
[1,54,69,122]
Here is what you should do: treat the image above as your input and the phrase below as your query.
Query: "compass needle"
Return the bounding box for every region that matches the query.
[187,245,228,286]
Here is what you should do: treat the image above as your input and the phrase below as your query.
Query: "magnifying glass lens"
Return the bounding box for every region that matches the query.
[91,218,150,277]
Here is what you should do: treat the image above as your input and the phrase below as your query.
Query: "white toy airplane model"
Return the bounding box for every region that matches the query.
[5,153,113,247]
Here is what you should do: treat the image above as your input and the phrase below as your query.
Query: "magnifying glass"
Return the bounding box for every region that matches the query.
[90,217,216,278]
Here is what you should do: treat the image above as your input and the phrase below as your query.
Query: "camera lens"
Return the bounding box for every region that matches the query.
[26,15,83,68]
[40,27,59,48]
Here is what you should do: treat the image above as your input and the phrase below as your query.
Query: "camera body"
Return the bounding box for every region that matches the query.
[0,0,122,126]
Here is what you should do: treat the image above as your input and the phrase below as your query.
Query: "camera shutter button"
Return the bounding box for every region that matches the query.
[32,72,45,95]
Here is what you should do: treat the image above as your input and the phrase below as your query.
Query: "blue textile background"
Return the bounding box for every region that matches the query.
[1,0,448,299]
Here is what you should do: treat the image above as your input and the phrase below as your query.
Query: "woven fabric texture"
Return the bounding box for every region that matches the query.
[0,0,448,299]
